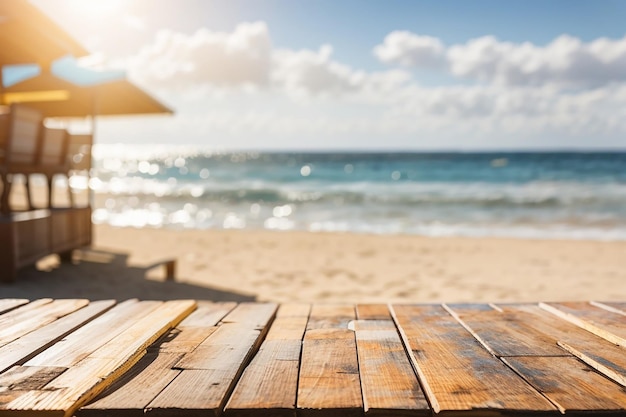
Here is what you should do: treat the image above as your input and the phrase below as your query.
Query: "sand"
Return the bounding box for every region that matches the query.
[2,224,625,303]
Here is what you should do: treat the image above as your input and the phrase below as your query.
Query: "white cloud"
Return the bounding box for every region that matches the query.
[375,32,626,88]
[115,23,626,149]
[448,35,626,88]
[130,22,273,88]
[130,24,411,99]
[389,83,626,137]
[272,45,362,97]
[373,31,446,69]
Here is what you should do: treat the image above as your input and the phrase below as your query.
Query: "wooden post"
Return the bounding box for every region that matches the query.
[164,259,176,281]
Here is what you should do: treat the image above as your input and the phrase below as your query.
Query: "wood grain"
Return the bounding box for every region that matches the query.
[0,299,53,327]
[0,299,29,315]
[220,302,277,329]
[0,365,67,391]
[489,304,626,390]
[3,300,196,417]
[0,300,115,373]
[0,299,88,348]
[77,353,183,417]
[298,304,362,417]
[0,299,624,417]
[306,304,355,329]
[0,366,67,410]
[352,319,429,416]
[390,304,556,414]
[504,356,626,412]
[153,302,236,354]
[557,341,626,387]
[79,302,235,417]
[225,304,310,417]
[170,301,237,328]
[146,303,277,416]
[356,304,391,320]
[445,303,570,356]
[25,300,161,367]
[541,302,626,347]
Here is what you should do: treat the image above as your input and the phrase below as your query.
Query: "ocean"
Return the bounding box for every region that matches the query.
[88,146,626,241]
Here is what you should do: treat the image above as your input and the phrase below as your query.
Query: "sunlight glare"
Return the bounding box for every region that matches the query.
[66,0,126,19]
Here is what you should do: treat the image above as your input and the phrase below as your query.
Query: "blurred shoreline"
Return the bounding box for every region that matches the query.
[88,148,626,240]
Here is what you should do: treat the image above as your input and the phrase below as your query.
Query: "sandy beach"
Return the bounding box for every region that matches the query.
[2,224,625,303]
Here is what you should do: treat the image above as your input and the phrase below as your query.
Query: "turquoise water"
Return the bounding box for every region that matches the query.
[90,146,626,240]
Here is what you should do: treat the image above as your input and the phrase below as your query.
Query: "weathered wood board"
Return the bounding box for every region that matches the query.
[391,304,556,414]
[79,302,238,417]
[541,302,626,346]
[0,299,89,348]
[1,300,196,417]
[146,303,277,416]
[0,299,29,315]
[298,304,362,417]
[0,300,115,373]
[225,304,310,417]
[504,356,626,412]
[0,300,624,417]
[352,318,429,416]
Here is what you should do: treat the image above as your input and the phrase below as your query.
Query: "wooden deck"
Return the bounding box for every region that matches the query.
[0,299,625,416]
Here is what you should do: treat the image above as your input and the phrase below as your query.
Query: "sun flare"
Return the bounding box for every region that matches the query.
[65,0,126,19]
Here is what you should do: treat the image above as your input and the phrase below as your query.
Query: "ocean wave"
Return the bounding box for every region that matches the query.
[88,148,626,240]
[91,176,626,210]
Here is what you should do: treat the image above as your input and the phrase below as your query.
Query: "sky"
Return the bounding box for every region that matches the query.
[28,0,626,150]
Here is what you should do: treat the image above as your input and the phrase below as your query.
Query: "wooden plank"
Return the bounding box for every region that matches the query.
[3,300,196,417]
[154,302,237,353]
[306,304,355,329]
[352,319,429,416]
[155,327,217,354]
[170,301,237,328]
[146,303,277,417]
[541,302,626,347]
[0,366,67,408]
[256,303,310,341]
[297,304,362,417]
[220,302,277,329]
[78,353,183,417]
[174,303,277,370]
[274,303,311,318]
[557,341,626,387]
[390,304,556,415]
[356,304,391,320]
[444,303,570,356]
[26,299,161,367]
[225,304,310,417]
[595,302,626,315]
[224,340,302,417]
[148,369,232,417]
[504,356,626,413]
[78,302,238,417]
[173,324,260,371]
[0,365,67,391]
[0,299,89,348]
[0,299,54,326]
[485,304,626,389]
[0,300,115,373]
[0,299,29,315]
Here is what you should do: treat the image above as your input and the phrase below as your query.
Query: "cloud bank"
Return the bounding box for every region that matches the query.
[120,24,626,148]
[375,31,626,88]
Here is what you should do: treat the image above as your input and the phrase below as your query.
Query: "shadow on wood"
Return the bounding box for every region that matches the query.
[0,248,256,302]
